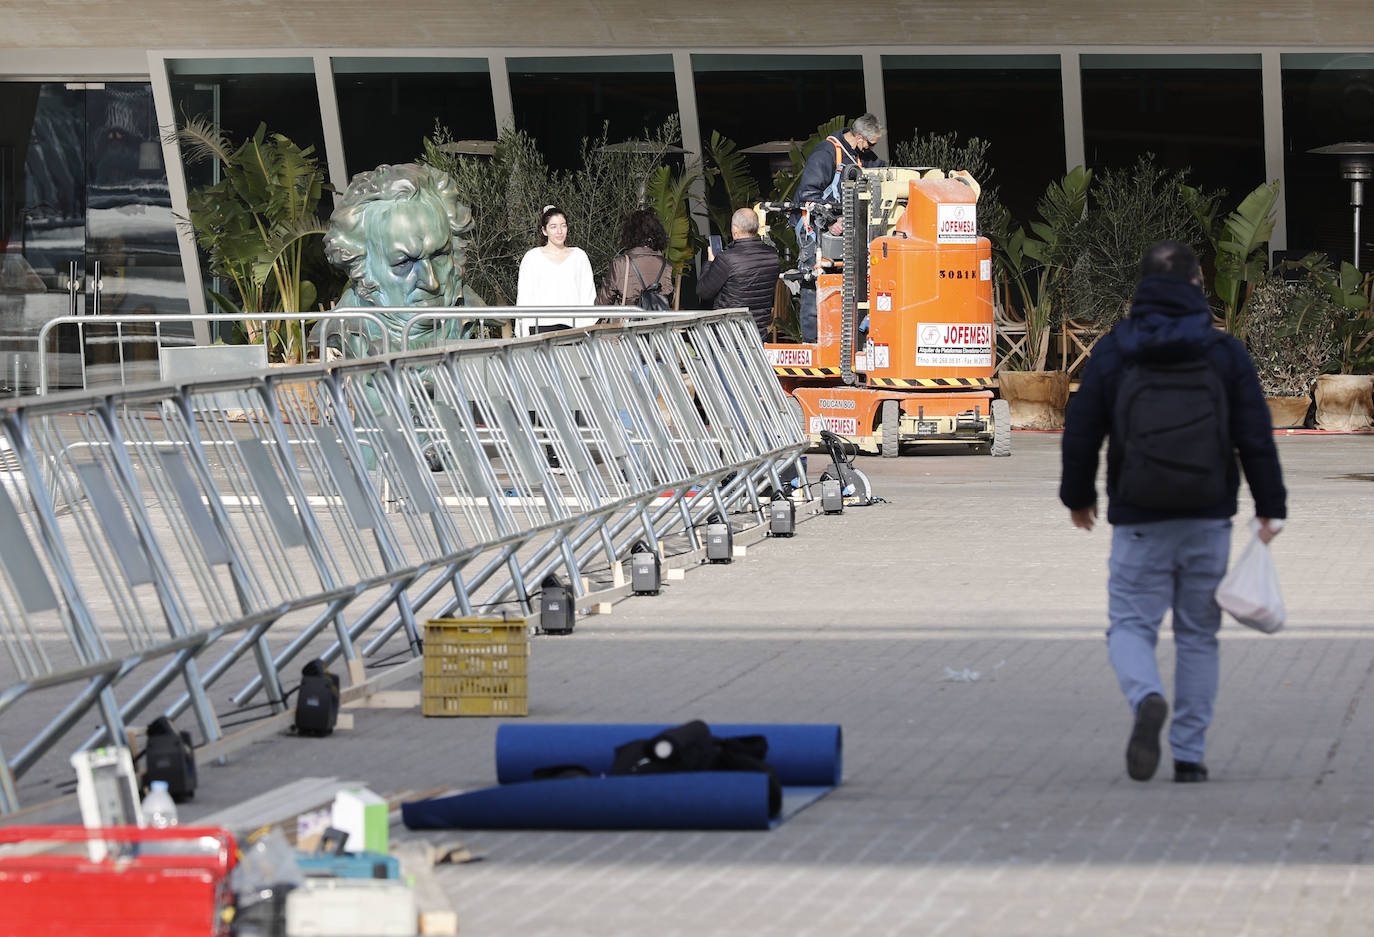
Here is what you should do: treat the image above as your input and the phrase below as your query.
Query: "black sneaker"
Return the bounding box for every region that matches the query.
[1126,693,1168,781]
[1174,760,1209,783]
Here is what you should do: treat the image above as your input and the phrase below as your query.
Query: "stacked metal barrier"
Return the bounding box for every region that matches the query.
[0,310,805,813]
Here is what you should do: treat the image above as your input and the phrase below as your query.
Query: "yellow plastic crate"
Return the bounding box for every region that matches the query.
[422,619,530,717]
[421,675,529,716]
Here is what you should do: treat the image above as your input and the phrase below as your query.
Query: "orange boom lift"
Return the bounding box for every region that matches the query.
[764,166,1010,457]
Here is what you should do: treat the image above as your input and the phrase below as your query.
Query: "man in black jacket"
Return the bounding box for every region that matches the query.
[697,208,781,338]
[1060,241,1286,785]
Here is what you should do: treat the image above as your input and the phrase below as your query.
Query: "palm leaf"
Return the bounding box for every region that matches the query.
[1214,181,1278,322]
[175,115,235,167]
[704,131,761,235]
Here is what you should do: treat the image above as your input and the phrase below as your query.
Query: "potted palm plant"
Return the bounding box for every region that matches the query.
[1308,259,1374,431]
[990,166,1092,429]
[177,119,336,363]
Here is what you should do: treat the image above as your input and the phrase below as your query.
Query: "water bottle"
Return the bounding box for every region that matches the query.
[141,779,178,828]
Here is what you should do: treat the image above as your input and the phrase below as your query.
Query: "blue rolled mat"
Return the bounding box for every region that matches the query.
[402,772,772,831]
[493,722,843,786]
[400,722,842,832]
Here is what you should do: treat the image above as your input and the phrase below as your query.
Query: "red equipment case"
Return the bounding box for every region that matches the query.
[0,825,238,937]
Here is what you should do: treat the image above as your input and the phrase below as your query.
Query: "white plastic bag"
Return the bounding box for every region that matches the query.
[1215,520,1286,633]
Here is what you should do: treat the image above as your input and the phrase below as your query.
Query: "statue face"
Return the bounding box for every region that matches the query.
[362,196,459,307]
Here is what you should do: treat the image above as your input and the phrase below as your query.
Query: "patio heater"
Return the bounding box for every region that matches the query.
[1308,141,1374,269]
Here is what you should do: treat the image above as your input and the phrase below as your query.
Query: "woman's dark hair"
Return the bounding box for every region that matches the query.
[537,204,566,246]
[618,209,668,252]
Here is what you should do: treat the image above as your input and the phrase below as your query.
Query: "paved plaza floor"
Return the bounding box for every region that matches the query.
[19,430,1374,935]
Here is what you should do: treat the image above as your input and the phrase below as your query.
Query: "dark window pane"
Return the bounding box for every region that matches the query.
[334,58,496,178]
[1082,55,1264,203]
[509,55,677,171]
[168,58,327,196]
[693,54,865,191]
[883,55,1064,223]
[1281,53,1374,267]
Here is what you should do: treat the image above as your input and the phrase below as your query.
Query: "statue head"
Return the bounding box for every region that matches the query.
[324,163,473,308]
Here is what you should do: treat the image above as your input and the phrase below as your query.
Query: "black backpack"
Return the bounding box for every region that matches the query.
[142,716,197,802]
[629,256,672,312]
[1113,355,1231,511]
[295,659,341,736]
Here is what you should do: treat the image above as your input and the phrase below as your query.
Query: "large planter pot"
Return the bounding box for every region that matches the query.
[1265,395,1312,429]
[998,369,1070,430]
[1314,374,1374,432]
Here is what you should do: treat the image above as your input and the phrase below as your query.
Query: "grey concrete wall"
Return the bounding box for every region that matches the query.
[2,0,1373,51]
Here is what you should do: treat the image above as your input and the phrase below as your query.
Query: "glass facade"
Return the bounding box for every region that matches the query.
[693,54,866,192]
[508,55,677,171]
[1081,54,1265,203]
[883,54,1064,224]
[333,57,496,179]
[1281,53,1374,267]
[167,57,327,197]
[3,46,1374,393]
[0,81,188,394]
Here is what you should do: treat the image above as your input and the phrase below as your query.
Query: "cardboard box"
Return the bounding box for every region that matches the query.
[331,787,388,854]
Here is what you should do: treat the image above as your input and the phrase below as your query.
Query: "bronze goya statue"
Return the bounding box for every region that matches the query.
[323,163,481,356]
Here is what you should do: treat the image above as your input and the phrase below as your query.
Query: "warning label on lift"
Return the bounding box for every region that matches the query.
[809,416,858,435]
[766,347,814,367]
[916,322,992,368]
[936,203,978,244]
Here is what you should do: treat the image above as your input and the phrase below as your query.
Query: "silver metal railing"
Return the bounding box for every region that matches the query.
[35,312,392,395]
[0,310,807,813]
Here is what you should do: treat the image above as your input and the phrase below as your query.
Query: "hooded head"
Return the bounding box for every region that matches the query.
[1118,241,1216,360]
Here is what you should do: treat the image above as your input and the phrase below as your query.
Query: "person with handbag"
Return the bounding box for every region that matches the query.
[597,209,674,310]
[1059,241,1287,785]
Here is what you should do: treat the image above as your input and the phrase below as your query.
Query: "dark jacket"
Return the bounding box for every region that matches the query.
[1059,274,1287,525]
[796,131,886,205]
[696,236,781,335]
[597,247,674,307]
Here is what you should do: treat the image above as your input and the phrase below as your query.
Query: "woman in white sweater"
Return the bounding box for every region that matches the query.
[515,205,596,335]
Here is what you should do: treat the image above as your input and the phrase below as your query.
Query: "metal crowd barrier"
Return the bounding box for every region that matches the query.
[0,310,805,813]
[35,312,393,396]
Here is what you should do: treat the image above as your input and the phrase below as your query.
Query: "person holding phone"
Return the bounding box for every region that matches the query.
[696,207,781,339]
[516,204,596,335]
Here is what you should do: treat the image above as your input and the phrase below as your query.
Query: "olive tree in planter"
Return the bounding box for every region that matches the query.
[421,117,687,313]
[1294,256,1374,430]
[1245,274,1338,427]
[1060,155,1209,335]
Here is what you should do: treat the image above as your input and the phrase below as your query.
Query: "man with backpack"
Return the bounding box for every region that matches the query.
[1059,241,1286,784]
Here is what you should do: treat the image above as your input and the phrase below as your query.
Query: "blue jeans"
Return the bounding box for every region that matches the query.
[1106,518,1231,763]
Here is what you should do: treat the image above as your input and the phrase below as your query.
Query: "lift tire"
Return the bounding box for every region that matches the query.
[991,399,1012,457]
[880,399,900,458]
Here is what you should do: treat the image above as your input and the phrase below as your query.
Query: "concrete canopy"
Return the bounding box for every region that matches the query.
[2,0,1374,51]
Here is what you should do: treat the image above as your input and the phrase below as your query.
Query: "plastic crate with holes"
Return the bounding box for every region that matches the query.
[422,618,529,716]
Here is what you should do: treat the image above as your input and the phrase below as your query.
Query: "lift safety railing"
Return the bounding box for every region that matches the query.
[0,310,805,814]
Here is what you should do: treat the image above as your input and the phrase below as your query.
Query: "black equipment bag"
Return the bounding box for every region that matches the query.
[607,719,782,817]
[1113,356,1231,511]
[143,716,197,801]
[295,659,341,737]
